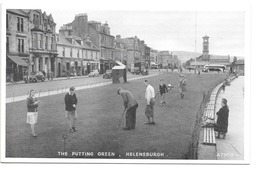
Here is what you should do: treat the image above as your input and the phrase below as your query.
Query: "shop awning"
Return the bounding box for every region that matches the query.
[112,65,126,70]
[115,60,125,66]
[151,62,158,65]
[8,56,28,66]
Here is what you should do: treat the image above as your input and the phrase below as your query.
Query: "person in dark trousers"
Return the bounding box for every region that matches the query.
[215,98,229,139]
[159,79,168,105]
[64,86,78,132]
[117,87,138,130]
[27,89,40,137]
[179,74,187,99]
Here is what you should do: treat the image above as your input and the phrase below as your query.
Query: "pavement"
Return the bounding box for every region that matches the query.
[214,76,244,160]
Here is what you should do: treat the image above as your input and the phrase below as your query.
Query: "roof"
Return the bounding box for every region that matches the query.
[112,65,126,70]
[190,61,210,66]
[7,9,29,17]
[57,35,99,51]
[209,54,230,60]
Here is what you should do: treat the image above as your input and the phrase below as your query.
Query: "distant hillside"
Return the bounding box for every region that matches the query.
[171,51,202,63]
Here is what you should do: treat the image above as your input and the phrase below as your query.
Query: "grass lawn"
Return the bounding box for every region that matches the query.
[6,72,226,159]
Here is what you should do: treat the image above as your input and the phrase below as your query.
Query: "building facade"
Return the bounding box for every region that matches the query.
[6,9,58,82]
[61,14,115,74]
[6,9,30,82]
[28,9,58,78]
[114,35,127,65]
[57,25,100,77]
[150,48,159,63]
[158,51,173,68]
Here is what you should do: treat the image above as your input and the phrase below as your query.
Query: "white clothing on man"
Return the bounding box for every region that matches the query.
[145,84,155,105]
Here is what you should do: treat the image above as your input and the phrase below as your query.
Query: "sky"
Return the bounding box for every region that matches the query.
[45,10,245,57]
[2,0,248,58]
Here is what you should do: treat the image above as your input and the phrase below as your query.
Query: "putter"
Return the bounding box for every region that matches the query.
[117,109,126,128]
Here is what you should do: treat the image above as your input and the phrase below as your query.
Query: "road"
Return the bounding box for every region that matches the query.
[6,70,160,98]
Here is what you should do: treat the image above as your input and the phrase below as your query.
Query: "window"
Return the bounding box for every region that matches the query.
[77,49,80,58]
[6,14,9,29]
[38,34,43,49]
[70,48,72,57]
[45,36,48,49]
[33,14,39,27]
[17,17,24,32]
[18,38,24,53]
[17,17,20,31]
[33,33,37,48]
[91,51,93,59]
[21,18,24,32]
[50,37,53,50]
[6,37,9,53]
[63,47,65,57]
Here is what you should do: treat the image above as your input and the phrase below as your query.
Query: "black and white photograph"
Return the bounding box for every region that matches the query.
[0,0,258,167]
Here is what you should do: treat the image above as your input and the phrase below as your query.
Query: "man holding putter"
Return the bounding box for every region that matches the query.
[117,87,138,130]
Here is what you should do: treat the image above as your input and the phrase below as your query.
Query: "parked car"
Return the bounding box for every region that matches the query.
[103,70,112,79]
[88,70,99,77]
[202,68,209,72]
[24,71,46,83]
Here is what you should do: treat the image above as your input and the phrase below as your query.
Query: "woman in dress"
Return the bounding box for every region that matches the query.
[26,90,40,137]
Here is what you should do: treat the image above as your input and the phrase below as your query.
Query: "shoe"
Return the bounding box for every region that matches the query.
[144,122,151,125]
[72,127,78,131]
[123,127,131,130]
[69,128,74,132]
[150,122,155,125]
[31,132,37,137]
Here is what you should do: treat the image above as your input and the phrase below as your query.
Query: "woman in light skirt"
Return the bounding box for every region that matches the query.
[26,90,40,137]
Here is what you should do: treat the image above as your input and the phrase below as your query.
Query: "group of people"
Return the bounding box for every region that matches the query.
[25,73,228,140]
[116,74,187,130]
[25,74,188,136]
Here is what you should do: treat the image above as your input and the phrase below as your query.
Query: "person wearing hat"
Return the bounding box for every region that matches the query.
[64,86,78,132]
[179,74,187,99]
[117,87,138,130]
[215,98,229,139]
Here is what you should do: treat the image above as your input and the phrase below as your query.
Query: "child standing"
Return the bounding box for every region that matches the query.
[159,79,168,105]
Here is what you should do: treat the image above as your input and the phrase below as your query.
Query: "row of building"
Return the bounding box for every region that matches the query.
[6,9,178,82]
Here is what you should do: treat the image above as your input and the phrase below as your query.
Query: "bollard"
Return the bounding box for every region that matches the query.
[38,90,41,97]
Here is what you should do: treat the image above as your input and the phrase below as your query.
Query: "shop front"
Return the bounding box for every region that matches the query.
[6,56,28,82]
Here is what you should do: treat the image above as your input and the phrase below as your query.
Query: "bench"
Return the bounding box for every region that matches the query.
[206,103,215,110]
[204,108,215,120]
[202,127,216,145]
[210,95,217,101]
